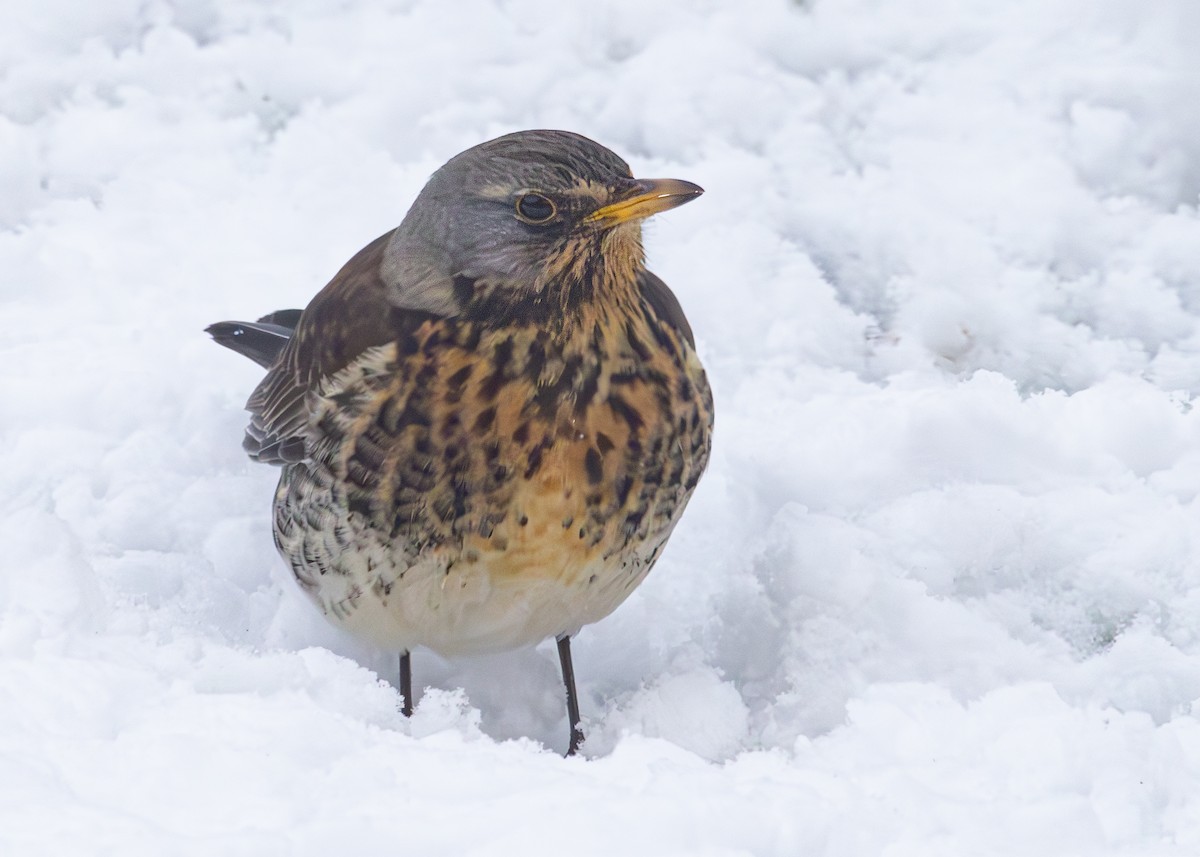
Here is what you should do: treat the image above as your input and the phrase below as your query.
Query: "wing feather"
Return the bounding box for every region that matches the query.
[637,269,695,348]
[244,230,434,465]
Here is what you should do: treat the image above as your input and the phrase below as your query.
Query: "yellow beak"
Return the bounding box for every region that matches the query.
[586,178,704,226]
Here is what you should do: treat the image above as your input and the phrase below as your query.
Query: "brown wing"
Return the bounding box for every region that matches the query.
[637,269,695,348]
[244,229,434,465]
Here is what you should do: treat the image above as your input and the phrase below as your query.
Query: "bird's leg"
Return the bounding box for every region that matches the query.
[399,651,413,718]
[556,635,585,756]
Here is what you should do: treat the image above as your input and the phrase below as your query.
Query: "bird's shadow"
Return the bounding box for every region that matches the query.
[393,645,573,753]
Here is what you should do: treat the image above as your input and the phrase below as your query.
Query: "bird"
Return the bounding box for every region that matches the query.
[207,130,713,755]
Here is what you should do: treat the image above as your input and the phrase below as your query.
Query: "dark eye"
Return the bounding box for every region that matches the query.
[515,193,556,224]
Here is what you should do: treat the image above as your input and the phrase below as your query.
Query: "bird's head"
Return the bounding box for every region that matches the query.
[381,130,702,323]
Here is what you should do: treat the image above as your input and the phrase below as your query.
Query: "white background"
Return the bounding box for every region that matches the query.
[2,0,1199,854]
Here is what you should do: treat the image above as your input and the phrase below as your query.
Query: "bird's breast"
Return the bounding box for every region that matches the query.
[275,304,713,653]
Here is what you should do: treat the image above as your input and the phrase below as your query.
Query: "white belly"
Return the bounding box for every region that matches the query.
[300,521,672,656]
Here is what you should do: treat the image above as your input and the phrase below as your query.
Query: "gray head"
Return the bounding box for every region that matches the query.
[380,130,702,320]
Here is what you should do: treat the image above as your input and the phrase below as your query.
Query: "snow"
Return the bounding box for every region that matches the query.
[2,0,1200,853]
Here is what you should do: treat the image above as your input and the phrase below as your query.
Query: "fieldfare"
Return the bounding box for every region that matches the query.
[207,130,713,755]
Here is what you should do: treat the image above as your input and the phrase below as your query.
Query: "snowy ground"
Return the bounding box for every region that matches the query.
[3,0,1200,853]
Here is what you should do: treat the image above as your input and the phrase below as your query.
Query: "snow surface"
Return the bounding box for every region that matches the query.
[3,0,1200,853]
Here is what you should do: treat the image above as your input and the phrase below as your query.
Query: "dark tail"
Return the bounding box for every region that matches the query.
[206,309,302,369]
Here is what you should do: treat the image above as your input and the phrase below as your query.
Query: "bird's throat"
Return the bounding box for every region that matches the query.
[459,227,646,335]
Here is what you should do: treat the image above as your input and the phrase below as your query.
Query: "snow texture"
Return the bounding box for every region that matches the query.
[3,0,1200,854]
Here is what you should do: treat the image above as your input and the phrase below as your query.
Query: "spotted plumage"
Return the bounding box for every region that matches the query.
[207,130,713,754]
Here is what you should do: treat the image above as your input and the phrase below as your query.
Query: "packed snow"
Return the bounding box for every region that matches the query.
[3,0,1200,853]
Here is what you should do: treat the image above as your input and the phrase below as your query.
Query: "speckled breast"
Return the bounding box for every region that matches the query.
[272,303,713,656]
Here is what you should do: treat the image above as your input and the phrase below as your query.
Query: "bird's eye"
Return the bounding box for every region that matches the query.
[515,193,556,224]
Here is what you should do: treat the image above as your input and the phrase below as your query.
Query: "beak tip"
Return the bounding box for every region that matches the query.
[636,178,704,199]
